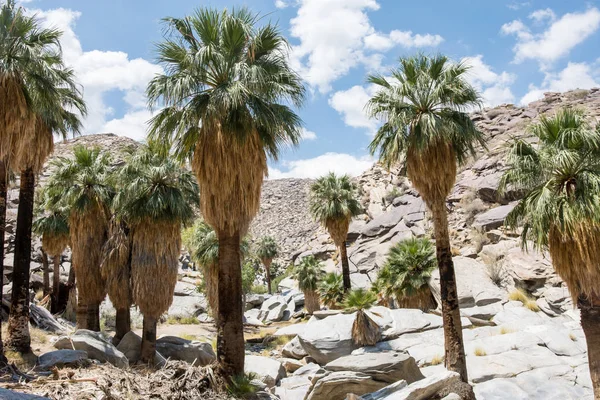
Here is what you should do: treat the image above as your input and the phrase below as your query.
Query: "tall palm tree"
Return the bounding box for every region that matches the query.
[45,146,112,331]
[113,144,198,364]
[374,237,437,311]
[344,288,380,347]
[32,204,70,314]
[100,218,132,345]
[183,220,251,322]
[146,7,305,376]
[1,0,86,353]
[255,236,278,294]
[499,108,600,397]
[309,173,362,292]
[318,272,345,309]
[367,54,484,382]
[292,256,323,314]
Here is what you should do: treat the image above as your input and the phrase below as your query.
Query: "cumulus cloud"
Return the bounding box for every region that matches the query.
[269,152,374,179]
[300,128,317,141]
[288,0,443,93]
[463,55,516,107]
[501,8,600,66]
[31,7,161,141]
[520,62,599,105]
[328,85,379,134]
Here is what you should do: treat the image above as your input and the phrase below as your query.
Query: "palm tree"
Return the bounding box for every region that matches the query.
[45,146,112,331]
[100,218,132,345]
[374,237,437,311]
[499,108,600,397]
[255,236,279,294]
[318,272,345,309]
[113,144,198,364]
[32,205,70,314]
[309,173,361,292]
[292,256,323,314]
[344,288,380,347]
[1,0,86,352]
[183,220,251,322]
[146,7,305,377]
[366,54,483,382]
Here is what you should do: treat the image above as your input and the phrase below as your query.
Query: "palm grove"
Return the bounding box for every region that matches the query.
[1,2,600,398]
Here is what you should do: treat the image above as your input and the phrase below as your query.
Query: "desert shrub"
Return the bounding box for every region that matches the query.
[487,259,504,286]
[460,190,487,224]
[430,354,443,365]
[474,347,487,356]
[227,373,258,398]
[384,187,403,204]
[566,89,589,101]
[471,229,489,253]
[251,285,268,294]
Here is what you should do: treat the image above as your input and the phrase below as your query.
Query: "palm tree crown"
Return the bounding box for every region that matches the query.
[500,108,600,300]
[256,236,278,262]
[292,256,323,292]
[147,7,305,237]
[318,272,344,308]
[309,173,362,245]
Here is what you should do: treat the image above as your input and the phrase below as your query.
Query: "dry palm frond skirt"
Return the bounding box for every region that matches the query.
[203,263,218,319]
[406,141,457,206]
[549,223,600,302]
[326,217,351,247]
[395,286,437,312]
[69,205,109,306]
[131,220,180,319]
[0,75,29,165]
[352,310,382,347]
[101,220,132,310]
[10,115,54,173]
[304,289,321,314]
[192,127,267,237]
[42,233,69,259]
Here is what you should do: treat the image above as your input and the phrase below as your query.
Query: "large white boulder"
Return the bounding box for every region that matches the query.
[325,352,424,384]
[54,330,128,368]
[245,355,286,388]
[305,371,388,400]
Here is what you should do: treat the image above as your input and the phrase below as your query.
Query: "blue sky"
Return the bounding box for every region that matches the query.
[23,0,600,178]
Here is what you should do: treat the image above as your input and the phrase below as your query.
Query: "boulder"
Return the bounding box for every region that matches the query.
[298,313,359,364]
[173,280,197,296]
[360,370,461,400]
[361,207,405,237]
[325,352,424,384]
[116,331,167,366]
[54,330,128,368]
[473,203,516,231]
[281,357,303,373]
[504,246,555,291]
[274,323,308,337]
[167,293,207,319]
[0,389,50,399]
[282,336,308,360]
[258,295,289,322]
[245,355,286,388]
[37,350,90,370]
[305,371,388,400]
[156,336,215,366]
[492,306,547,330]
[246,294,266,307]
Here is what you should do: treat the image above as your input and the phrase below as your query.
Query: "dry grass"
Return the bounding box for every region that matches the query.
[430,354,444,366]
[471,229,489,254]
[30,327,49,345]
[451,247,461,256]
[474,347,487,357]
[487,260,504,286]
[508,288,540,312]
[166,316,199,325]
[4,350,38,371]
[499,326,514,335]
[569,332,578,342]
[131,220,180,319]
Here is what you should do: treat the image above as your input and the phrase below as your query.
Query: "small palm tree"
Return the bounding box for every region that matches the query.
[292,256,324,314]
[318,272,345,309]
[147,7,305,376]
[309,173,362,292]
[367,54,484,381]
[45,146,113,331]
[113,144,198,363]
[255,236,279,294]
[1,0,86,353]
[100,218,132,345]
[32,203,70,314]
[500,108,600,397]
[374,237,437,311]
[344,288,380,347]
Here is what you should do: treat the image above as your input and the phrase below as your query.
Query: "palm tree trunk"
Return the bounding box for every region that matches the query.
[140,315,157,364]
[41,250,50,297]
[579,295,600,399]
[6,168,35,353]
[305,289,320,314]
[76,301,88,329]
[114,307,131,345]
[67,264,75,287]
[204,263,218,324]
[0,161,7,362]
[265,259,272,295]
[340,241,351,292]
[431,200,468,382]
[52,255,61,313]
[217,231,244,378]
[86,301,100,331]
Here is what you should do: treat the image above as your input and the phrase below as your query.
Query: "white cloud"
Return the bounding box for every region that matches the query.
[463,55,516,107]
[300,128,317,141]
[288,0,443,93]
[529,8,556,23]
[507,1,531,11]
[329,85,378,134]
[502,8,600,66]
[274,0,289,9]
[269,152,373,179]
[520,62,599,105]
[31,7,161,141]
